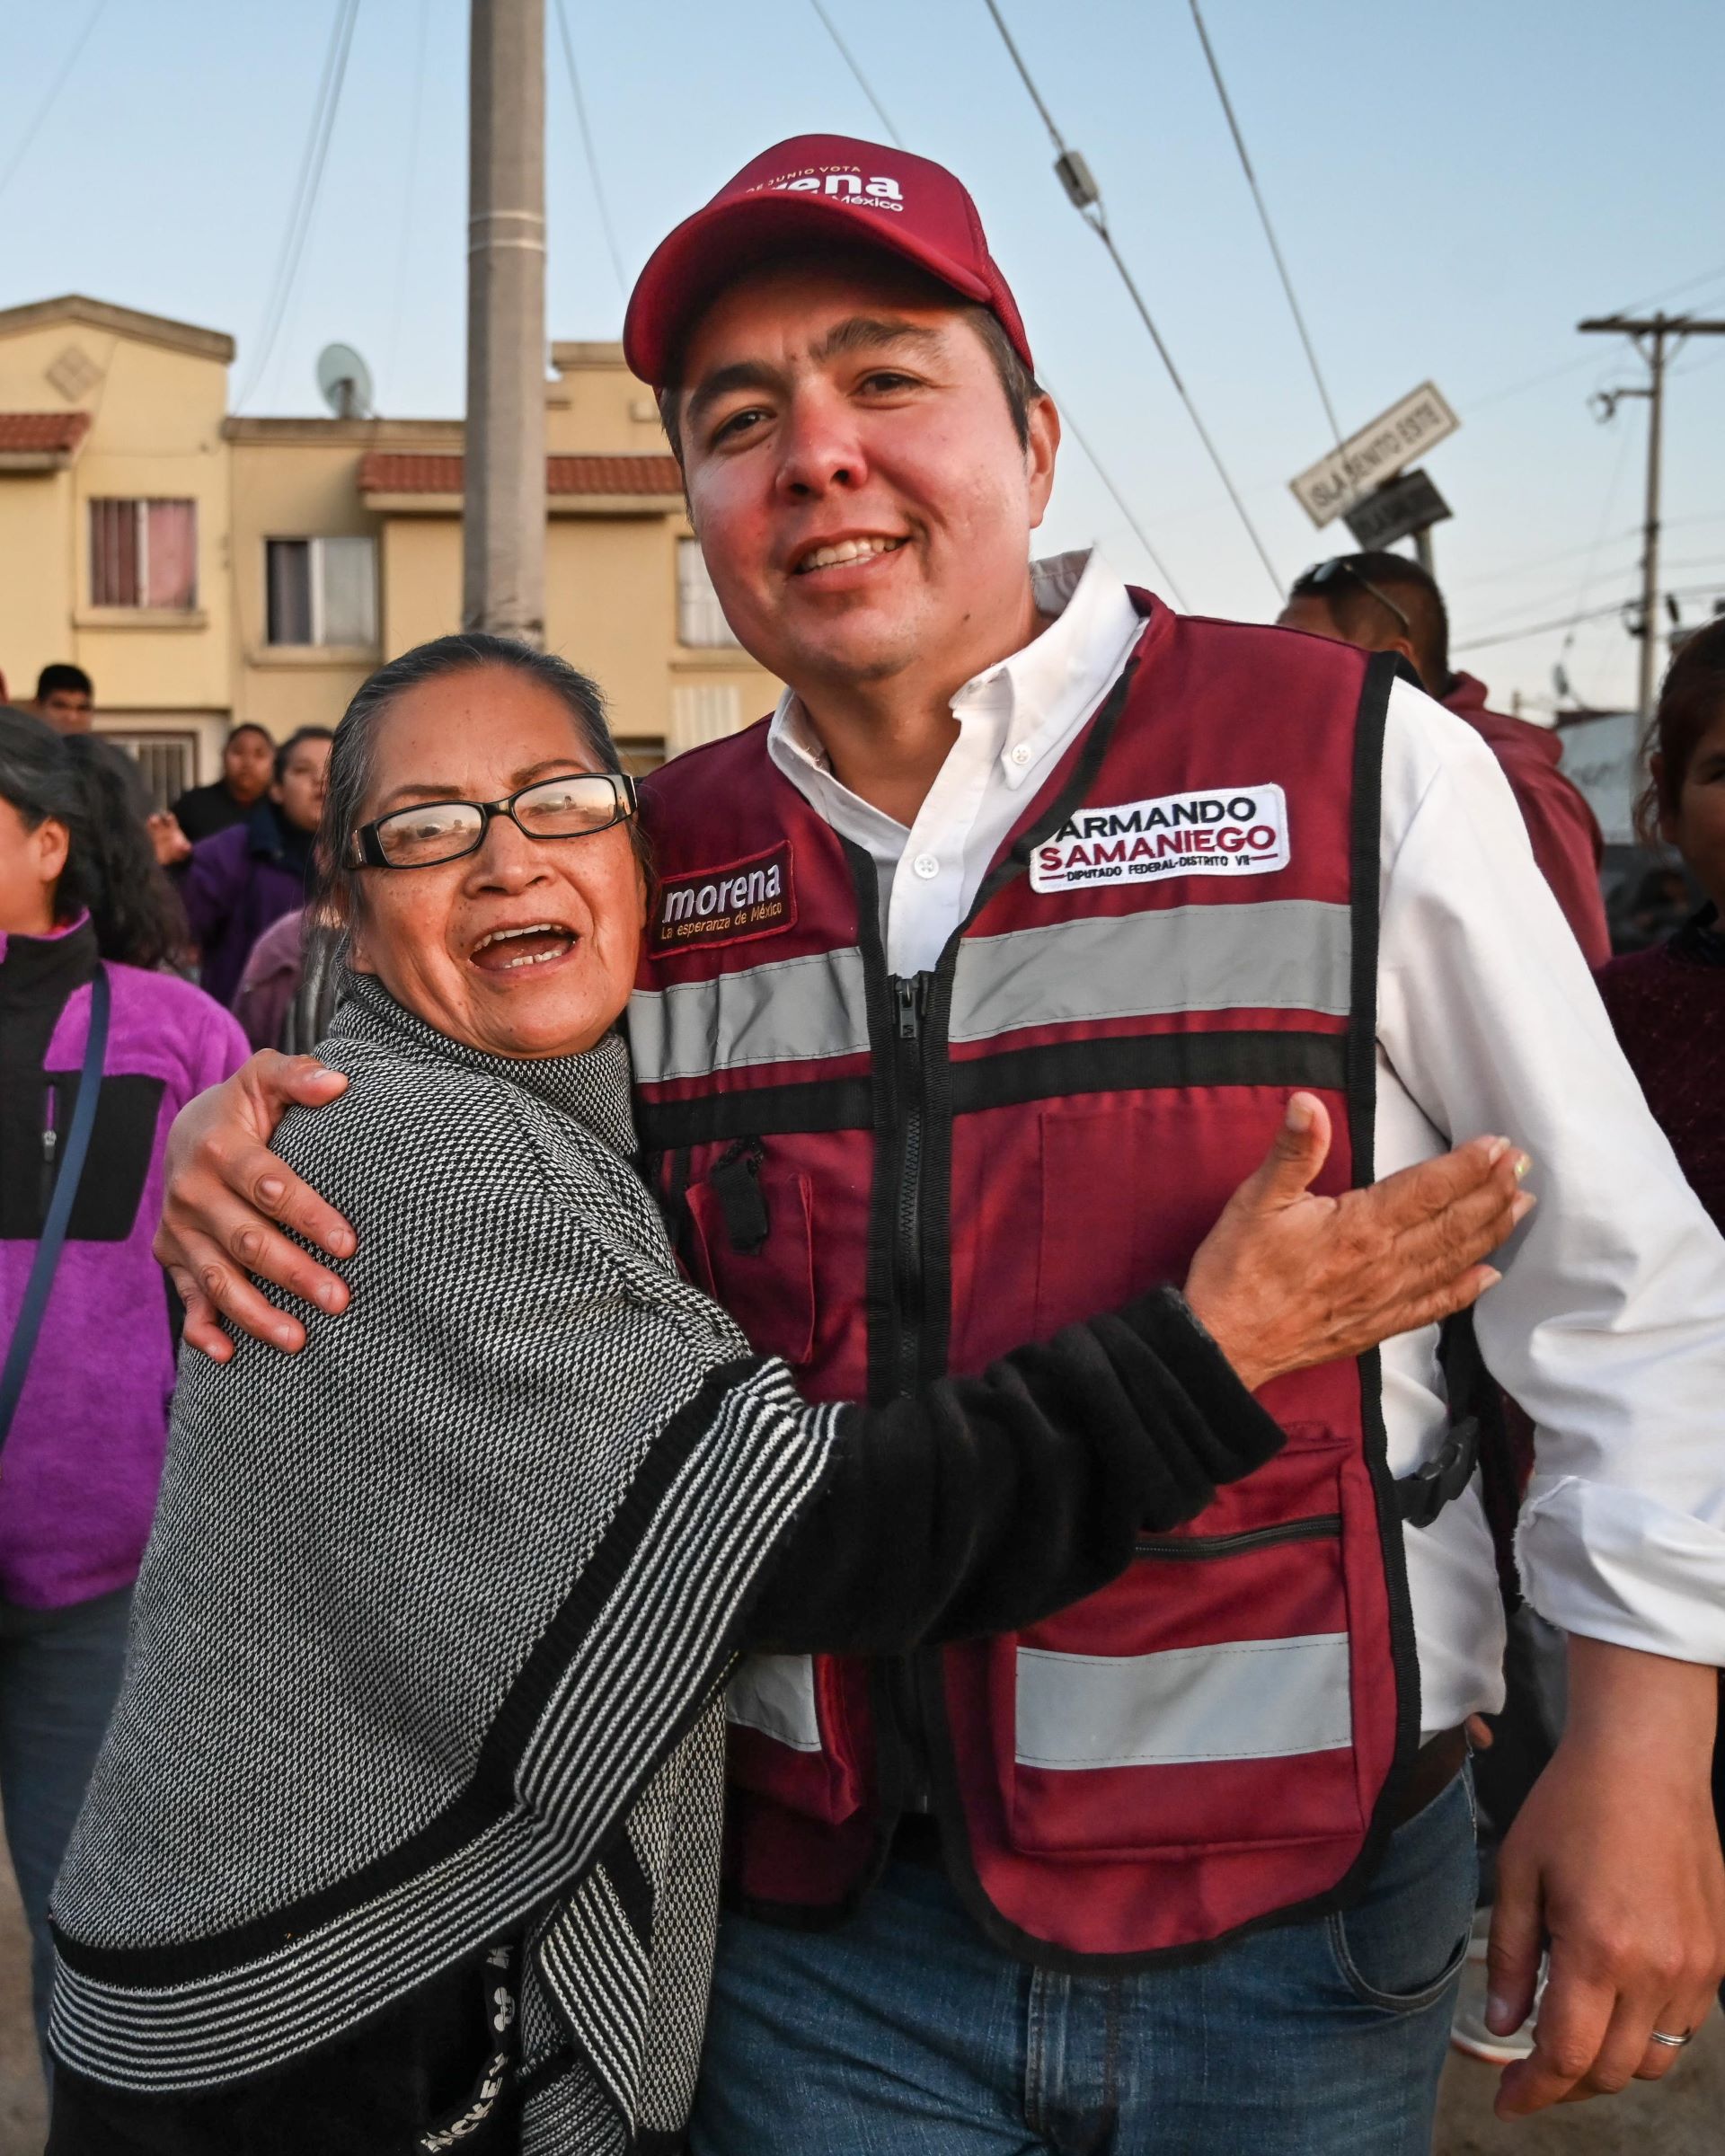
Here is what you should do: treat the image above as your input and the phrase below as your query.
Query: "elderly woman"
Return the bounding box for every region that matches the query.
[44,636,1291,2155]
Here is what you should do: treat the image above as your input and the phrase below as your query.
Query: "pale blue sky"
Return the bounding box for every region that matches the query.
[4,0,1723,711]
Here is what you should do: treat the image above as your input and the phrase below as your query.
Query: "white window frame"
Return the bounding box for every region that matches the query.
[677,537,739,649]
[265,535,377,649]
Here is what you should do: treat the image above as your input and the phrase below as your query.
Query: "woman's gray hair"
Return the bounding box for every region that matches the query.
[312,632,647,968]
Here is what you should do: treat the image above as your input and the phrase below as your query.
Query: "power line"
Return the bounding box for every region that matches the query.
[802,0,1189,605]
[1459,261,1725,418]
[0,0,109,206]
[809,0,902,144]
[236,0,362,410]
[553,0,628,301]
[1454,580,1725,657]
[979,0,1283,594]
[1185,0,1342,449]
[1449,525,1641,594]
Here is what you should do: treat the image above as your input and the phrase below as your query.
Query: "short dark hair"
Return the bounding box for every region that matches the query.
[1634,614,1725,849]
[1288,552,1450,691]
[311,633,648,966]
[0,706,183,967]
[653,262,1045,465]
[226,721,273,751]
[35,662,93,703]
[273,725,335,786]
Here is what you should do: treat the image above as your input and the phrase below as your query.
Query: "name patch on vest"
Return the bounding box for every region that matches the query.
[650,841,797,952]
[1031,785,1289,892]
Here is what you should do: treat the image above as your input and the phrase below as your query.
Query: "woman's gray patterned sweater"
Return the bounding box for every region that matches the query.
[47,974,1284,2154]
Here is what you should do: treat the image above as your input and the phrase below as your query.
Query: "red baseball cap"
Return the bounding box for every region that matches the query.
[624,134,1033,386]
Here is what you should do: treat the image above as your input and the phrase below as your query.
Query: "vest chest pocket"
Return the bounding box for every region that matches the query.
[684,1142,818,1367]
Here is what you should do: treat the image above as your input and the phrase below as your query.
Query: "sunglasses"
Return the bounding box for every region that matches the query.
[1296,558,1413,639]
[351,771,637,870]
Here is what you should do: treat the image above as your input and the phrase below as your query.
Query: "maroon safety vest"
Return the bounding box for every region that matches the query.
[630,600,1443,1967]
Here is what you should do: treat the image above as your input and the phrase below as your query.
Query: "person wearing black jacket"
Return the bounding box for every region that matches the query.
[169,724,276,845]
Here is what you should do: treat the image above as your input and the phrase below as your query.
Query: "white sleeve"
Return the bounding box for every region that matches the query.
[1375,678,1725,1666]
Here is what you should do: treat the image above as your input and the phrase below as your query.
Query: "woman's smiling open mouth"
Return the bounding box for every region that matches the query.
[470,921,579,972]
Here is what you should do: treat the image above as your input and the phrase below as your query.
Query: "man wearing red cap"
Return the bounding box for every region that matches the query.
[155,137,1725,2152]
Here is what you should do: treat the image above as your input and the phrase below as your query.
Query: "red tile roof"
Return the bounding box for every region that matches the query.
[358,451,682,497]
[0,411,92,454]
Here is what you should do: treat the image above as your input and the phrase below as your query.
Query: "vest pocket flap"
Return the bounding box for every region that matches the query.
[1000,1462,1367,1858]
[685,1162,817,1367]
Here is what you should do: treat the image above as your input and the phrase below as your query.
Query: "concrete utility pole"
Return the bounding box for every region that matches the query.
[1579,310,1725,718]
[464,0,545,644]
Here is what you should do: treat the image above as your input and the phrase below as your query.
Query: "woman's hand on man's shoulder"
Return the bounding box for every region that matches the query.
[154,1052,356,1362]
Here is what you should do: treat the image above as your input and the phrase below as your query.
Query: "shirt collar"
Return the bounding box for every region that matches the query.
[766,548,1143,826]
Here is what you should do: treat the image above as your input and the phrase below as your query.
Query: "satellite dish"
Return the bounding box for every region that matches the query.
[316,342,374,420]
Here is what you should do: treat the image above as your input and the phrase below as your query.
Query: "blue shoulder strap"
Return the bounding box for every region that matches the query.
[0,964,111,1449]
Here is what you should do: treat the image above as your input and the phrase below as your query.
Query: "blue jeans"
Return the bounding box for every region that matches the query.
[693,1769,1475,2155]
[0,1588,132,2075]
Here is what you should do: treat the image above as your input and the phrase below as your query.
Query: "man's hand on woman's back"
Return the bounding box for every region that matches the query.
[154,1051,355,1359]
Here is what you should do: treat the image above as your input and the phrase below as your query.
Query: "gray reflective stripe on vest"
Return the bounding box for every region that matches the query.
[726,1653,822,1753]
[1014,1632,1352,1771]
[628,947,870,1085]
[950,901,1351,1047]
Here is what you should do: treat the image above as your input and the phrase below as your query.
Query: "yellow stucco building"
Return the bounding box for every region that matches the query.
[0,294,776,802]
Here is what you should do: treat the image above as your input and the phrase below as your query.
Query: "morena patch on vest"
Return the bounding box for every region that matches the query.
[650,840,797,953]
[1031,785,1290,893]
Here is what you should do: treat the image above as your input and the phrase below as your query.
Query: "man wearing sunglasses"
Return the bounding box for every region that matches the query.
[1280,553,1610,965]
[151,137,1725,2153]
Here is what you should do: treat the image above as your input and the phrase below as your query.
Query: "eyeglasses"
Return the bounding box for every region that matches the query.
[1297,558,1413,638]
[352,771,638,870]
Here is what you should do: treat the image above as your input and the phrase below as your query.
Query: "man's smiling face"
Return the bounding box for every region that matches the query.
[674,254,1057,705]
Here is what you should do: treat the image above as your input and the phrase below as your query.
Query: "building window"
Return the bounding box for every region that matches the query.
[90,499,198,610]
[266,536,378,647]
[668,684,741,757]
[677,538,738,648]
[100,729,198,812]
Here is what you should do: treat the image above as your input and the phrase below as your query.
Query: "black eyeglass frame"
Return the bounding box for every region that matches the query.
[350,770,639,871]
[1297,557,1414,639]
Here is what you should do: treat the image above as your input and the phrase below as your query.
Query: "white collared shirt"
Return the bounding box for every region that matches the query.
[769,550,1141,975]
[766,549,1725,1734]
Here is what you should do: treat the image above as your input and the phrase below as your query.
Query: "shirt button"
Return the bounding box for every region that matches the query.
[1009,743,1031,767]
[913,853,940,880]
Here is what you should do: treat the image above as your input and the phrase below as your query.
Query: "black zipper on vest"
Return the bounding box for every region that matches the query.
[882,970,934,1808]
[890,973,931,1399]
[1132,1513,1341,1560]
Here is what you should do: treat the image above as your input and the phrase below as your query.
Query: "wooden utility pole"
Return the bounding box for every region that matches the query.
[1579,311,1725,718]
[464,0,545,643]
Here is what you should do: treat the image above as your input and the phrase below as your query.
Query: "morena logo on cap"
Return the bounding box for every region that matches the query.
[749,166,906,213]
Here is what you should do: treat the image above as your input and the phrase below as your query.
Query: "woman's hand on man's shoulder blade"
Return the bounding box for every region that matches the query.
[154,1051,356,1360]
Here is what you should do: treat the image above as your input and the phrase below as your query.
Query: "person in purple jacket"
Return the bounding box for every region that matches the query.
[180,726,332,1007]
[0,709,248,2071]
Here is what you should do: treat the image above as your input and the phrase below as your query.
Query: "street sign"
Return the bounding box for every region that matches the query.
[1289,383,1460,528]
[1342,468,1453,551]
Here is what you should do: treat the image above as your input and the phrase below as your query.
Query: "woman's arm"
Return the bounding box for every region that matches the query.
[749,1287,1283,1656]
